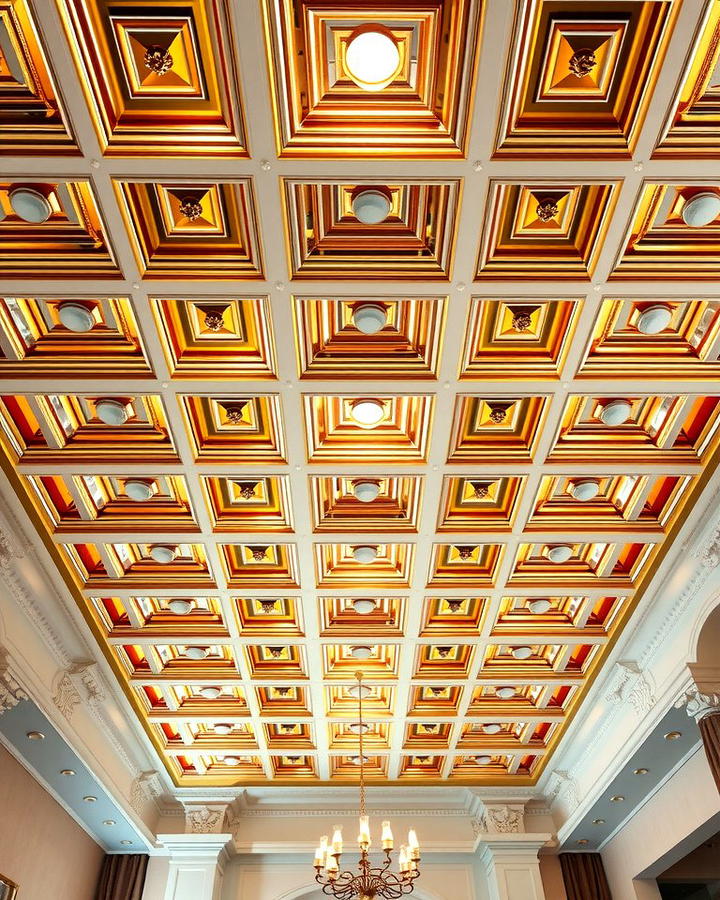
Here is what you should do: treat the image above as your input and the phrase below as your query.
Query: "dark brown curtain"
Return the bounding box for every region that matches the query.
[95,854,149,900]
[699,712,720,793]
[559,852,612,900]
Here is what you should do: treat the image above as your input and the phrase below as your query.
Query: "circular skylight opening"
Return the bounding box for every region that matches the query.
[95,399,129,426]
[345,27,401,92]
[353,480,381,503]
[167,599,193,615]
[352,189,392,225]
[545,545,573,564]
[600,399,632,427]
[570,479,600,502]
[352,598,377,615]
[57,302,95,333]
[351,398,386,427]
[9,185,53,223]
[637,304,673,335]
[682,192,720,228]
[352,545,378,564]
[352,303,388,334]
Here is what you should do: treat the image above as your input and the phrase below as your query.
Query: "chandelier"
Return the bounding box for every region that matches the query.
[313,673,421,898]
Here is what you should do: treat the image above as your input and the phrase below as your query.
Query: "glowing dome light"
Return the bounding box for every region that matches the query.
[124,479,156,502]
[351,398,386,427]
[600,399,632,427]
[352,189,392,225]
[495,686,516,700]
[184,646,209,660]
[353,480,381,503]
[528,599,552,614]
[149,544,178,564]
[350,645,373,660]
[511,646,533,660]
[482,723,502,734]
[682,192,720,228]
[352,545,378,564]
[637,304,673,335]
[345,26,401,92]
[545,545,573,564]
[9,185,53,223]
[167,599,193,615]
[96,398,130,426]
[570,479,600,502]
[214,723,233,735]
[199,686,222,699]
[352,598,377,615]
[475,755,492,765]
[352,302,388,334]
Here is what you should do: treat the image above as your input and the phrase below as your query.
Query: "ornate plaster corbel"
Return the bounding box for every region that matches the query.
[130,770,163,814]
[695,526,720,570]
[605,660,656,718]
[184,803,229,834]
[482,804,525,834]
[546,769,580,813]
[0,645,28,715]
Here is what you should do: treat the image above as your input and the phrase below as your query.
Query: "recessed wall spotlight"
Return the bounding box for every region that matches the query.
[60,769,76,776]
[511,646,533,660]
[682,192,720,228]
[167,599,193,615]
[352,303,388,335]
[149,544,178,564]
[592,819,605,825]
[9,184,53,223]
[352,545,378,564]
[57,302,95,333]
[344,26,401,92]
[664,731,682,741]
[599,399,632,427]
[26,731,45,741]
[353,480,381,503]
[576,839,589,846]
[95,398,130,426]
[103,820,116,826]
[199,686,222,699]
[350,645,373,660]
[120,840,133,846]
[544,545,573,564]
[351,398,386,427]
[633,768,649,775]
[528,599,552,614]
[352,188,393,225]
[83,796,97,803]
[569,479,600,502]
[636,304,673,335]
[609,795,624,803]
[351,598,377,615]
[124,479,156,502]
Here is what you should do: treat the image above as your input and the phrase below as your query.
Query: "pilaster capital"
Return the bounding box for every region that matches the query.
[677,687,720,723]
[157,832,233,861]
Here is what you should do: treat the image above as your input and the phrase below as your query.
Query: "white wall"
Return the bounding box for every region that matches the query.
[601,748,720,900]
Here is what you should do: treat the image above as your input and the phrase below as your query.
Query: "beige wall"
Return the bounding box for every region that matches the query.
[539,854,567,900]
[0,744,104,900]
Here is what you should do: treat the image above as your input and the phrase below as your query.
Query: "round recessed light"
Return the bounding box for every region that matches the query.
[351,398,385,427]
[511,646,533,660]
[60,769,76,776]
[665,731,682,741]
[609,795,625,803]
[600,399,632,427]
[83,796,97,803]
[57,302,95,333]
[353,480,381,503]
[348,683,372,699]
[475,755,492,765]
[352,303,388,335]
[95,398,129,426]
[482,723,502,734]
[545,545,573,564]
[528,599,552,614]
[120,840,133,846]
[495,686,516,700]
[637,304,673,335]
[570,479,600,502]
[9,185,53,223]
[682,192,720,228]
[167,599,194,616]
[350,645,373,660]
[633,768,649,775]
[184,646,208,661]
[124,479,156,502]
[103,820,116,827]
[26,731,45,741]
[577,839,589,846]
[149,544,177,564]
[592,818,605,825]
[199,686,222,699]
[345,27,401,92]
[222,756,241,767]
[349,722,370,734]
[352,189,392,225]
[352,545,378,564]
[352,598,377,615]
[350,754,370,766]
[213,723,233,735]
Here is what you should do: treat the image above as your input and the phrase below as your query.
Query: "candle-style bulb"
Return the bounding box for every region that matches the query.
[381,820,394,850]
[331,825,343,855]
[358,814,371,849]
[408,828,420,859]
[398,844,409,874]
[326,849,339,875]
[314,834,328,867]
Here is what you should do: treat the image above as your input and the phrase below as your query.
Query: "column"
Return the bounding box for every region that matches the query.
[476,804,549,900]
[147,834,231,900]
[680,684,720,792]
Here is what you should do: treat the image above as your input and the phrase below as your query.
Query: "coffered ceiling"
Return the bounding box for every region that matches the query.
[1,0,720,790]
